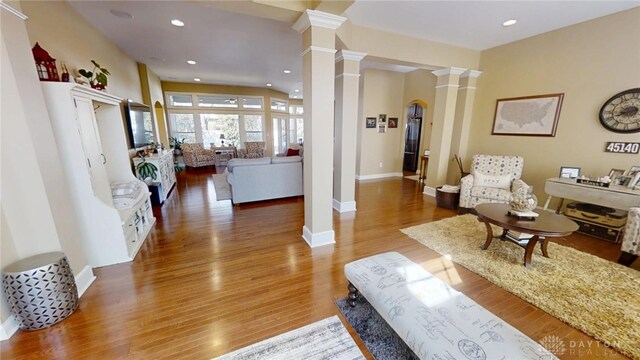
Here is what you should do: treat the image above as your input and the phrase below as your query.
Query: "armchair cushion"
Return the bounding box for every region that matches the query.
[473,172,512,189]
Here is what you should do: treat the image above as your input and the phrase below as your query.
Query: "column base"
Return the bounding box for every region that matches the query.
[302,225,335,248]
[333,199,356,213]
[423,186,436,196]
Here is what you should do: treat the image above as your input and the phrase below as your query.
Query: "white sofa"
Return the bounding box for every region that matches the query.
[226,156,303,204]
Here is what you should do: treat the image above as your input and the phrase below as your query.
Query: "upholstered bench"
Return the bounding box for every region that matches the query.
[344,252,556,359]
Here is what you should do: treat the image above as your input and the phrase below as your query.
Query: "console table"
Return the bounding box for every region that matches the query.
[211,146,237,167]
[543,177,640,213]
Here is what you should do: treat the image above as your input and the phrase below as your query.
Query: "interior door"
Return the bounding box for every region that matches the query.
[74,96,111,205]
[403,104,423,172]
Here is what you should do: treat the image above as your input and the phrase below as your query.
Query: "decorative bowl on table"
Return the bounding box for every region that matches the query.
[509,186,538,212]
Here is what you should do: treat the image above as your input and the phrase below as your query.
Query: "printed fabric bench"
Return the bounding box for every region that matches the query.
[344,252,557,360]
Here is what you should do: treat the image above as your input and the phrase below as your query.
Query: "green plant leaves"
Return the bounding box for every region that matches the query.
[78,69,92,78]
[136,161,158,180]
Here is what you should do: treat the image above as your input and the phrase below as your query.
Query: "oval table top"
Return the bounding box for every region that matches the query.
[475,203,579,237]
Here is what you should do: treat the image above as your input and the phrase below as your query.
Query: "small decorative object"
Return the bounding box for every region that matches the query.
[604,141,640,154]
[558,166,580,179]
[366,117,376,128]
[509,186,538,212]
[60,63,70,82]
[609,168,625,178]
[32,43,59,82]
[492,93,564,136]
[135,155,158,184]
[378,114,386,123]
[576,178,610,188]
[170,137,185,156]
[220,134,225,146]
[78,60,111,90]
[599,88,640,133]
[388,117,398,128]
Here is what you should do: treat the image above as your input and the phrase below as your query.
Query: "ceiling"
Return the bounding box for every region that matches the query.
[68,1,639,99]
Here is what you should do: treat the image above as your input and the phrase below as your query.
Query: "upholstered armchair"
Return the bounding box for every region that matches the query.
[181,143,216,168]
[618,207,639,266]
[238,141,265,158]
[459,154,529,212]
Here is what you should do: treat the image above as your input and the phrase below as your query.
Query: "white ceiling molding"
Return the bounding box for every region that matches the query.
[292,9,347,33]
[335,50,368,63]
[461,70,483,78]
[432,67,467,77]
[0,2,28,20]
[300,46,337,57]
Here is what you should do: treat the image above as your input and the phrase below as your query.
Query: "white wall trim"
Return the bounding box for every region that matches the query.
[335,50,367,63]
[435,84,460,89]
[293,9,347,33]
[431,67,467,77]
[333,199,357,213]
[300,46,337,57]
[356,172,403,181]
[423,186,437,197]
[461,69,483,78]
[302,226,336,248]
[0,316,19,341]
[75,265,96,297]
[0,2,28,20]
[335,73,360,79]
[459,86,477,90]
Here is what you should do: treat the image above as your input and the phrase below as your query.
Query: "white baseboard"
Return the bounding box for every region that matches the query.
[356,172,403,181]
[333,199,356,213]
[75,265,96,297]
[0,265,96,341]
[423,186,436,197]
[302,226,335,248]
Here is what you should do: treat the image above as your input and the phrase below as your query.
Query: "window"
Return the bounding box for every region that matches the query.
[200,114,240,147]
[169,113,196,143]
[242,97,263,110]
[271,99,288,112]
[244,114,264,141]
[198,95,239,108]
[168,94,193,107]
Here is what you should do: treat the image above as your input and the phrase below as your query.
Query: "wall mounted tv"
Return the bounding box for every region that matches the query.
[124,100,154,149]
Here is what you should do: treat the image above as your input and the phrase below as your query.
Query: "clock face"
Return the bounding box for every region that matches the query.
[599,88,640,133]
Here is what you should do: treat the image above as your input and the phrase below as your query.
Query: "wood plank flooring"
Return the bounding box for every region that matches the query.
[1,168,635,359]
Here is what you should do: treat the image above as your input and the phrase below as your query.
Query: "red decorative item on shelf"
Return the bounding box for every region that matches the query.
[32,42,59,82]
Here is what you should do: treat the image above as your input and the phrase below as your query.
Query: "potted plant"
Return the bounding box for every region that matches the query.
[136,156,158,184]
[170,137,185,156]
[78,60,111,90]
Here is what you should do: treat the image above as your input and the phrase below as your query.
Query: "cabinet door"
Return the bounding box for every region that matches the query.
[74,97,111,205]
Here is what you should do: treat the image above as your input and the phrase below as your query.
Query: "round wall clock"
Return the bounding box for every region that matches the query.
[599,88,640,133]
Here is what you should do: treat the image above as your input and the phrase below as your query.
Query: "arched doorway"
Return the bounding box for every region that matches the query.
[403,103,424,172]
[154,101,169,148]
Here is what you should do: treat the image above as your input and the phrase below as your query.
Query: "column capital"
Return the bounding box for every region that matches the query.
[431,67,467,77]
[292,9,347,33]
[335,50,367,63]
[461,70,483,78]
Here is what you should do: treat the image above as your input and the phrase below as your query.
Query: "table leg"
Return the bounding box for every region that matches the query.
[555,198,564,214]
[543,195,552,211]
[523,236,539,268]
[540,237,549,257]
[479,220,494,250]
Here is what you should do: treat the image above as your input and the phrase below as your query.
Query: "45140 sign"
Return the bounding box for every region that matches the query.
[605,142,640,154]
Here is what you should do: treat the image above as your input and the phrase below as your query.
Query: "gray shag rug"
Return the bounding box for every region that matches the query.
[212,174,232,201]
[336,297,418,360]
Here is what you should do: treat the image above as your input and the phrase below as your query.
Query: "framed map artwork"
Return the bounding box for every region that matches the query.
[492,93,564,136]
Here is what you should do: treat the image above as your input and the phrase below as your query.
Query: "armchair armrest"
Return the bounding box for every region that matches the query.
[459,174,475,208]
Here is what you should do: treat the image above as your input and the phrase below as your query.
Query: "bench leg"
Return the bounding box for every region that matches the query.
[347,282,359,307]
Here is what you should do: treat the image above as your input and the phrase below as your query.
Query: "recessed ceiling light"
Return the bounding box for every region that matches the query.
[283,69,291,74]
[266,83,272,87]
[187,60,196,65]
[171,19,184,27]
[292,96,298,99]
[294,89,299,93]
[194,78,201,82]
[502,19,517,27]
[110,9,133,19]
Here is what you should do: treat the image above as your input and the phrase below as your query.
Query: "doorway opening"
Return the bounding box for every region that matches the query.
[403,103,423,173]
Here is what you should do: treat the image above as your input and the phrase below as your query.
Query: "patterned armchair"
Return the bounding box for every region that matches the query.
[181,143,216,168]
[459,154,529,212]
[238,141,265,159]
[618,207,639,266]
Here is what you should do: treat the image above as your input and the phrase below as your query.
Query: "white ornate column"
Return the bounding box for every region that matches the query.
[333,50,366,213]
[447,70,482,184]
[293,10,346,247]
[424,67,466,194]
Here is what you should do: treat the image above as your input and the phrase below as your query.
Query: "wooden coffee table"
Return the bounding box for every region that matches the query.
[475,203,579,268]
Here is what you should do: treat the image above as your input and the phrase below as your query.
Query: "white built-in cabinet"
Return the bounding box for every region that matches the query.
[41,83,155,267]
[132,150,176,202]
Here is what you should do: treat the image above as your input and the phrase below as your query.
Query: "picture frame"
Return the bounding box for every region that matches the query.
[366,117,376,128]
[608,168,625,178]
[559,166,580,179]
[378,114,386,123]
[628,172,640,189]
[625,165,640,177]
[377,124,387,133]
[388,117,398,128]
[612,175,632,186]
[491,93,564,137]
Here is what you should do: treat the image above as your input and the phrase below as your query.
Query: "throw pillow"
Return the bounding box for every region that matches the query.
[473,172,512,189]
[286,148,300,156]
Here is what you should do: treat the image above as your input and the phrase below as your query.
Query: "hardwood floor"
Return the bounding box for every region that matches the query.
[1,168,635,359]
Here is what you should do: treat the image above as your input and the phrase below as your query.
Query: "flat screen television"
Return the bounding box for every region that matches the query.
[124,100,154,149]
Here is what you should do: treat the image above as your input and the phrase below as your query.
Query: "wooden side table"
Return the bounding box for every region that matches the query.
[419,155,429,183]
[212,146,237,167]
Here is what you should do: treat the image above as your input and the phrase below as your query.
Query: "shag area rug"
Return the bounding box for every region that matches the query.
[212,315,364,360]
[401,214,640,359]
[212,174,231,201]
[336,297,418,360]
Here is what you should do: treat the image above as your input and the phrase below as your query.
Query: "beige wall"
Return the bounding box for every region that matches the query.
[138,64,168,148]
[161,82,290,156]
[357,69,405,176]
[468,8,640,206]
[21,1,142,103]
[403,69,437,163]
